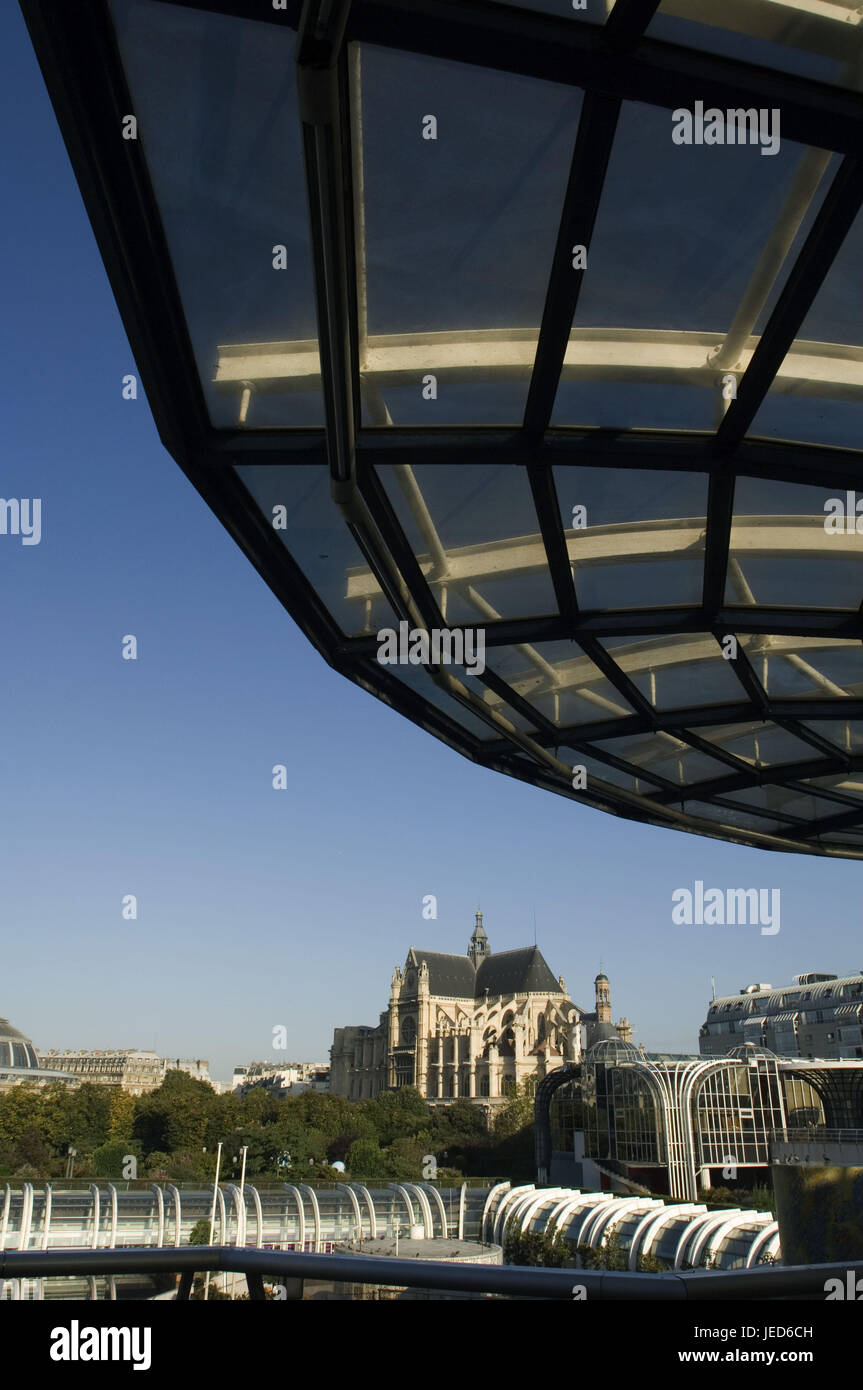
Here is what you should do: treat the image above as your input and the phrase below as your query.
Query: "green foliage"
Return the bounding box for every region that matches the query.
[0,1072,534,1185]
[187,1219,213,1246]
[504,1224,575,1268]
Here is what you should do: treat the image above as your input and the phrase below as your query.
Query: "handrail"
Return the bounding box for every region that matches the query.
[1,1245,861,1301]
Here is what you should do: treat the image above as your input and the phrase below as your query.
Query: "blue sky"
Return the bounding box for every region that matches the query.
[2,3,861,1085]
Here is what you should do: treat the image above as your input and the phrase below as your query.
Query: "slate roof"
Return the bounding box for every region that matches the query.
[409,946,562,999]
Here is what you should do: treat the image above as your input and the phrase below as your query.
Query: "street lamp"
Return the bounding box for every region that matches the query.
[203,1141,222,1302]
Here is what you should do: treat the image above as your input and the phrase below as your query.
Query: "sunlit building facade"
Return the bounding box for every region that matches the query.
[541,1040,863,1200]
[700,971,863,1060]
[331,913,631,1108]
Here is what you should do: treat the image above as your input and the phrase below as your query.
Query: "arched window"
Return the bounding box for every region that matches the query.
[480,1076,490,1097]
[401,1015,416,1046]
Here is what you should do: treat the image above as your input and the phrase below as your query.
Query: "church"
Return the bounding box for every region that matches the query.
[330,912,632,1111]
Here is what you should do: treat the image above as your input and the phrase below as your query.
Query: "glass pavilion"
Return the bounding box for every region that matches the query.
[21,0,863,856]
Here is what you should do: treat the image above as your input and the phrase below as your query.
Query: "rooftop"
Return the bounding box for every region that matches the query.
[21,0,863,857]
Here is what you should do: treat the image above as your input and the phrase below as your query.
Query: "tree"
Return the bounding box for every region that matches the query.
[187,1219,212,1246]
[345,1138,389,1180]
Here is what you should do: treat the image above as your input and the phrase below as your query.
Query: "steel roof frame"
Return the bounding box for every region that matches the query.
[19,0,863,857]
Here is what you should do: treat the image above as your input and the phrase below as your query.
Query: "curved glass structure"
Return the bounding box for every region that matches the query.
[483,1181,779,1269]
[20,0,863,856]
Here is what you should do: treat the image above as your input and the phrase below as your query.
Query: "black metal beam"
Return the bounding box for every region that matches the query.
[652,752,863,806]
[523,91,621,437]
[702,471,735,621]
[296,0,357,484]
[339,603,863,660]
[516,698,863,747]
[577,635,656,723]
[342,0,863,157]
[604,0,663,51]
[718,155,863,449]
[527,464,579,622]
[789,804,863,839]
[712,630,770,717]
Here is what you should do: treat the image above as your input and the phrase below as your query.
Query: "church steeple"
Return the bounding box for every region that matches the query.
[468,909,490,967]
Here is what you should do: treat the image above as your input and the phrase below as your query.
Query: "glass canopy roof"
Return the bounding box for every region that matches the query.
[21,0,863,858]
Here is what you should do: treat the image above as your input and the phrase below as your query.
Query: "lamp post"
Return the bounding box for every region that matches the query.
[203,1141,222,1302]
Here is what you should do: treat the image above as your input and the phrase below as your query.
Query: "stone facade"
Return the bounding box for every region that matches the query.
[331,913,632,1110]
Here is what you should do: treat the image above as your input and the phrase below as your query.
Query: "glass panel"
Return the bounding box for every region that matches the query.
[739,634,863,697]
[376,464,558,620]
[750,186,863,449]
[553,466,708,608]
[497,642,632,728]
[591,731,731,784]
[648,0,863,91]
[689,800,787,834]
[235,464,398,635]
[551,98,832,429]
[730,783,831,820]
[354,44,582,424]
[560,748,666,794]
[385,663,501,742]
[726,477,863,609]
[599,634,745,708]
[802,720,863,751]
[110,0,322,427]
[697,721,816,765]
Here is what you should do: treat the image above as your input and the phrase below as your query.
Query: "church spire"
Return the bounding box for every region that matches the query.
[468,909,490,966]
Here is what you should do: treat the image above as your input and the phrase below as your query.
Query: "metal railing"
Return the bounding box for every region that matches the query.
[2,1246,862,1300]
[776,1128,863,1144]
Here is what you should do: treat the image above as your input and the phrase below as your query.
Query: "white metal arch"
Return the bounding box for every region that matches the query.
[548,1193,608,1244]
[338,1183,363,1240]
[40,1184,52,1251]
[150,1184,165,1248]
[166,1185,182,1246]
[405,1183,434,1237]
[299,1184,321,1252]
[689,1210,744,1267]
[673,1210,722,1269]
[0,1185,10,1252]
[493,1185,535,1246]
[480,1181,511,1244]
[748,1221,780,1266]
[248,1184,263,1248]
[108,1185,118,1249]
[284,1186,305,1250]
[628,1203,701,1269]
[418,1182,449,1237]
[517,1188,572,1234]
[504,1189,550,1237]
[580,1195,641,1249]
[389,1183,417,1232]
[353,1183,377,1239]
[88,1185,99,1250]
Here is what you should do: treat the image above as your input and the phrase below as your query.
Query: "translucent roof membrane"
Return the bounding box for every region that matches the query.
[551,103,833,430]
[33,0,863,858]
[353,44,582,426]
[750,196,863,448]
[648,0,863,89]
[109,0,322,427]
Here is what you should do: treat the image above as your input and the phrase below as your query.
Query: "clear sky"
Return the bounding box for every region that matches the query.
[2,4,860,1086]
